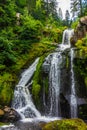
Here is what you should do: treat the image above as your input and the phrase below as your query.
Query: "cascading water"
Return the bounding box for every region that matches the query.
[11,29,77,119]
[12,58,41,118]
[49,52,62,117]
[60,28,74,50]
[70,49,77,118]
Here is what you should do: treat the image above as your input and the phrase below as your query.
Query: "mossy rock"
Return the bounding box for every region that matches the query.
[42,118,87,130]
[0,122,9,126]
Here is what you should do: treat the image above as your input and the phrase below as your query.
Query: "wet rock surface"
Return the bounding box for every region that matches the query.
[0,106,21,123]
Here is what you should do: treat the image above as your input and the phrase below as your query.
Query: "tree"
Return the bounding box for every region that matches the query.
[58,8,63,19]
[70,0,83,18]
[65,10,70,26]
[26,0,36,15]
[0,0,16,28]
[70,0,80,19]
[82,0,87,15]
[43,0,58,18]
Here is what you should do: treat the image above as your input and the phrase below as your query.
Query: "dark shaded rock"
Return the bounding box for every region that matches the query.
[59,93,70,118]
[78,104,87,120]
[0,106,21,123]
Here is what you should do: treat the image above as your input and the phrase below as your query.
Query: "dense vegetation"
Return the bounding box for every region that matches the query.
[0,0,65,106]
[0,0,87,116]
[0,0,87,129]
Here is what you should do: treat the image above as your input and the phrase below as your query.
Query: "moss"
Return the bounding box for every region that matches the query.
[66,56,69,68]
[0,41,56,107]
[85,77,87,87]
[42,119,87,130]
[43,76,49,95]
[0,73,16,106]
[0,122,9,126]
[32,55,45,104]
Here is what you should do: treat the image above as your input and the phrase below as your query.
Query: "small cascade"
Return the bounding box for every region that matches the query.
[12,58,41,118]
[70,49,77,118]
[49,52,63,117]
[60,29,74,50]
[62,29,74,45]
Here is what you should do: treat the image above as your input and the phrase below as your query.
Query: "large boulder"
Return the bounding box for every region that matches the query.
[42,118,87,130]
[80,16,87,25]
[71,16,87,45]
[0,106,21,123]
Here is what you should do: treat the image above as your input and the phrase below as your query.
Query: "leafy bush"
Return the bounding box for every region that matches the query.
[20,15,43,41]
[0,73,15,105]
[0,37,16,66]
[71,19,79,29]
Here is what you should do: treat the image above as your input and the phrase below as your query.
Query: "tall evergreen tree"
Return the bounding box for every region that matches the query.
[58,8,63,19]
[43,0,58,18]
[65,10,70,26]
[26,0,36,15]
[70,0,79,19]
[70,0,83,18]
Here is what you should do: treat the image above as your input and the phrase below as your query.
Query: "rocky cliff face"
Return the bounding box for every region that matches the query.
[71,16,87,45]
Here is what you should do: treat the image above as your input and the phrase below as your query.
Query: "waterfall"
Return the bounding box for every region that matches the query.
[12,58,41,118]
[49,52,62,117]
[12,28,77,121]
[60,29,74,50]
[70,49,77,118]
[62,29,74,45]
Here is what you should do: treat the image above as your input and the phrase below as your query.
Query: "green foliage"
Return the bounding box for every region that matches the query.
[20,15,43,41]
[32,56,45,104]
[42,119,87,130]
[0,0,16,27]
[0,122,9,126]
[75,35,87,56]
[0,0,64,107]
[0,36,16,66]
[15,0,26,8]
[43,24,63,43]
[71,19,79,29]
[85,77,87,87]
[0,73,15,105]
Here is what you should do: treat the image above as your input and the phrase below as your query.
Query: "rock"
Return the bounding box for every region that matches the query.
[0,109,4,116]
[59,93,70,118]
[80,16,87,25]
[71,16,87,45]
[78,104,87,121]
[42,118,87,130]
[0,106,21,123]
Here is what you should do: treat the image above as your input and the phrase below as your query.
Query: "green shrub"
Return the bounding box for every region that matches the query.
[20,15,43,41]
[0,73,15,105]
[71,19,79,29]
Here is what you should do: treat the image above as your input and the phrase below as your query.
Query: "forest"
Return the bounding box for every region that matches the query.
[0,0,87,129]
